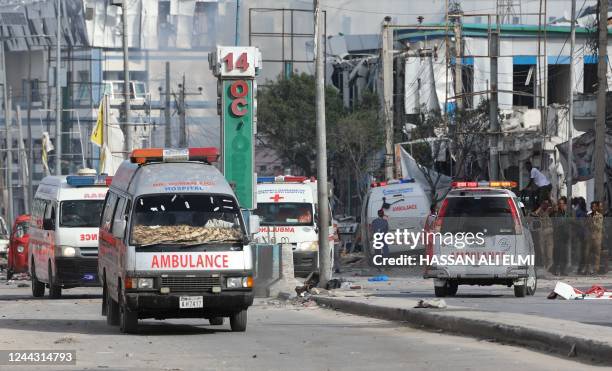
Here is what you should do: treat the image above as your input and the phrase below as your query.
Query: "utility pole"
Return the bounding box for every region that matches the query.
[454,17,463,110]
[178,74,186,148]
[164,62,171,147]
[235,0,240,46]
[26,49,33,213]
[489,18,500,180]
[175,76,202,148]
[6,88,12,227]
[55,0,62,175]
[314,0,331,286]
[594,0,607,202]
[122,0,131,154]
[382,16,394,180]
[16,105,28,214]
[566,0,576,269]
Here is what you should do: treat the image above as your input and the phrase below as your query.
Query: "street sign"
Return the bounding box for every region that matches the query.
[214,46,261,78]
[222,79,255,209]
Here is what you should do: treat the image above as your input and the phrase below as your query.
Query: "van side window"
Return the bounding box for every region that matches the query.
[43,201,56,230]
[101,193,118,232]
[111,198,126,237]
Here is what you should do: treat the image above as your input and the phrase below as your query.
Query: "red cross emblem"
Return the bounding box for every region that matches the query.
[270,194,284,202]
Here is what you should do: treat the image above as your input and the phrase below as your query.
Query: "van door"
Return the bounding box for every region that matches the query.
[439,195,517,277]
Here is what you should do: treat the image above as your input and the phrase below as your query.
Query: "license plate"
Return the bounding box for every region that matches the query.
[179,296,203,309]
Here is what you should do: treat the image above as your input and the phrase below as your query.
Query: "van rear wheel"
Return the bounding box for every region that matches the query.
[101,280,107,316]
[434,285,447,297]
[230,310,247,332]
[31,263,45,297]
[514,284,527,297]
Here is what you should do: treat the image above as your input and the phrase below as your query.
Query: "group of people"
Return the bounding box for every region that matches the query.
[529,196,607,275]
[524,162,608,276]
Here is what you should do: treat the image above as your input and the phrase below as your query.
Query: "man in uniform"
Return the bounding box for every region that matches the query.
[533,200,554,271]
[585,201,604,275]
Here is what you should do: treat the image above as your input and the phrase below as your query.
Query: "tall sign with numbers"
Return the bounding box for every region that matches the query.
[209,46,261,209]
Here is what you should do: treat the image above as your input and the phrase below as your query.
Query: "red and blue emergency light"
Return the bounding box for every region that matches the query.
[370,178,415,188]
[66,174,112,187]
[130,148,219,165]
[257,175,314,184]
[451,181,517,188]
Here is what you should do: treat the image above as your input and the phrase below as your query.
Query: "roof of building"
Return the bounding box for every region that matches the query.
[395,22,611,42]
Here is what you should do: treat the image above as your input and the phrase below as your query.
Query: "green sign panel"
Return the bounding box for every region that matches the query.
[222,79,254,209]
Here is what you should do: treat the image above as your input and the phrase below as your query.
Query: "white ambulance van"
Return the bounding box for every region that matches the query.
[99,148,256,333]
[29,170,111,298]
[253,176,334,276]
[360,179,430,257]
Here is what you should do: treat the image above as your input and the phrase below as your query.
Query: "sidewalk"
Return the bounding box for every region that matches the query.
[309,258,612,365]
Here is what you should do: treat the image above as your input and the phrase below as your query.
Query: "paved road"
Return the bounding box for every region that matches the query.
[0,282,601,371]
[335,263,612,327]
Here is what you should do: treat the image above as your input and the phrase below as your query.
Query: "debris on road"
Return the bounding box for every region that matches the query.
[368,275,389,282]
[54,336,77,344]
[548,281,612,300]
[414,299,447,309]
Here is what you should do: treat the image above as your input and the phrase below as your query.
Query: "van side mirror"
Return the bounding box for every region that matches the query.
[113,219,126,239]
[248,215,260,236]
[43,218,55,231]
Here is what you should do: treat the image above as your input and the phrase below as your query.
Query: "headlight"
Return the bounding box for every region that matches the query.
[298,241,318,251]
[56,246,76,257]
[137,278,154,289]
[226,277,242,288]
[242,276,253,288]
[16,245,25,253]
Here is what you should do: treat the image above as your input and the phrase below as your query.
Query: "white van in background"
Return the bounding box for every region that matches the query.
[360,179,430,256]
[253,176,334,276]
[29,170,111,298]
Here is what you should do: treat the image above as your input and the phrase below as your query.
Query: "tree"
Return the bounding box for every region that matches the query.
[406,100,490,203]
[257,73,344,175]
[332,91,384,208]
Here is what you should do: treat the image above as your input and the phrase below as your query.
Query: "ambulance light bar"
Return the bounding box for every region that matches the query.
[370,178,415,188]
[257,175,314,184]
[130,148,219,164]
[66,174,112,187]
[451,181,517,188]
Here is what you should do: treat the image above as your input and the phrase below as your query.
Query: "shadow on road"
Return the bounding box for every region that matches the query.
[0,293,101,301]
[0,318,230,336]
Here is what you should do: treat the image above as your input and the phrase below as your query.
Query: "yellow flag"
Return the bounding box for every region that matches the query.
[90,100,103,146]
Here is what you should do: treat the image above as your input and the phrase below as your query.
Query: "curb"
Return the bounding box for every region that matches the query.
[312,296,612,365]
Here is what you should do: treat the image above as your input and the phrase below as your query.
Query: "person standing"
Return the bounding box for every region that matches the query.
[573,197,588,273]
[551,197,568,275]
[533,200,554,271]
[371,209,390,261]
[523,161,552,210]
[583,201,604,275]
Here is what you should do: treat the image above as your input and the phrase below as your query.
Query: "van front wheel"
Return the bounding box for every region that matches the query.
[434,284,447,297]
[230,310,247,332]
[31,263,45,297]
[119,291,138,334]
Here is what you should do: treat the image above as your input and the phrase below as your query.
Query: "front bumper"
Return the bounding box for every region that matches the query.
[55,257,100,287]
[124,290,254,319]
[293,251,318,277]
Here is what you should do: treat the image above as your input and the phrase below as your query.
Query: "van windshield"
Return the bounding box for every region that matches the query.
[130,194,245,246]
[60,200,105,228]
[254,203,313,226]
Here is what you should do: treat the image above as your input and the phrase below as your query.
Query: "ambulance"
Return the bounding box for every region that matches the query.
[29,170,111,298]
[98,148,256,333]
[360,179,430,256]
[253,176,334,276]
